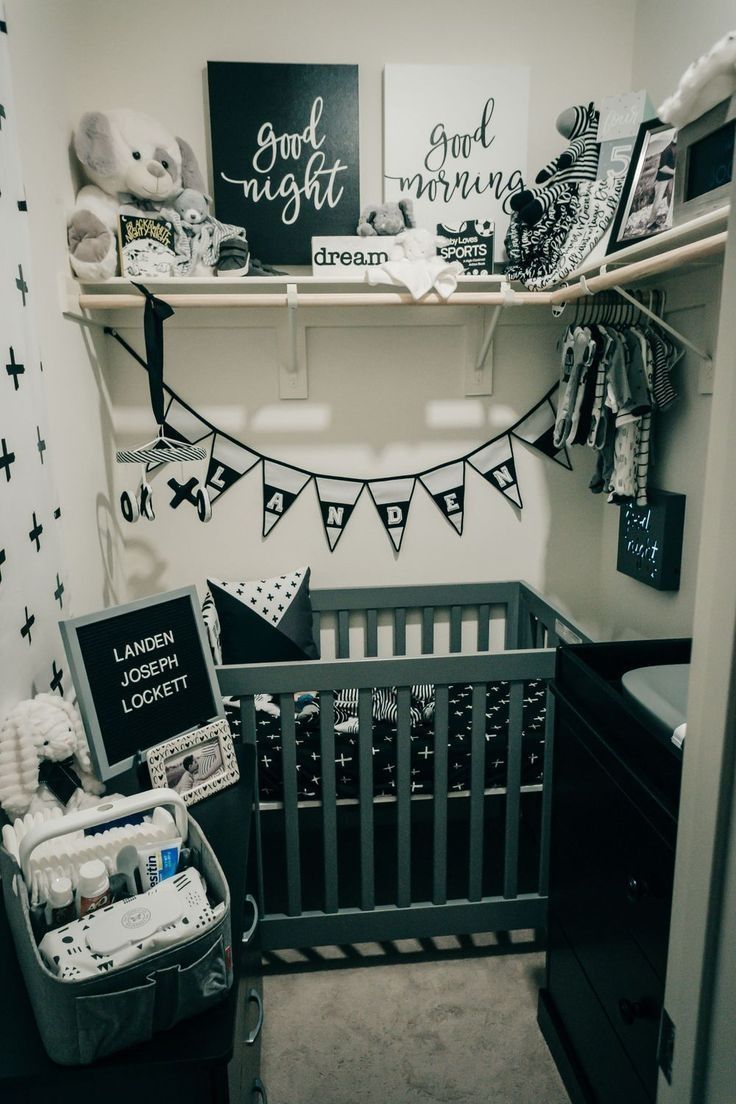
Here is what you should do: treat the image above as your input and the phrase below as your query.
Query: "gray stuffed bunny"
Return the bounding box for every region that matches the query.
[357,198,415,237]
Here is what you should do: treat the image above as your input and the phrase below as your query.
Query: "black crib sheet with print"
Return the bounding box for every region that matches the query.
[225,681,547,803]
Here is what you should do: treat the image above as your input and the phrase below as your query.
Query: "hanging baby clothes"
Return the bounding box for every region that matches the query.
[554,303,681,505]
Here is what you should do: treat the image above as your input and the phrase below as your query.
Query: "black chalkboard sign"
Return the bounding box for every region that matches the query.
[60,587,223,780]
[207,61,360,265]
[617,489,686,590]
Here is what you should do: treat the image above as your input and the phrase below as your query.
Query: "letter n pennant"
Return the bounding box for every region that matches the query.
[467,435,523,508]
[419,460,466,534]
[367,477,416,552]
[315,477,365,550]
[262,460,312,536]
[205,435,260,502]
[511,387,572,469]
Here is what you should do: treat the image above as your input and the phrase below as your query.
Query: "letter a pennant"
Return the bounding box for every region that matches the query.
[262,460,312,536]
[367,477,416,551]
[467,435,523,508]
[315,476,365,550]
[511,388,572,470]
[205,435,260,502]
[419,461,466,534]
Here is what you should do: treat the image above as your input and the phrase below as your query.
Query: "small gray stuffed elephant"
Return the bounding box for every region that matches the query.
[357,198,415,237]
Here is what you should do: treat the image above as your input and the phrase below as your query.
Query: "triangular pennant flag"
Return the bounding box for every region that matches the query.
[419,461,466,534]
[315,476,364,550]
[511,390,572,470]
[468,435,523,509]
[262,460,312,536]
[205,434,260,501]
[367,477,416,551]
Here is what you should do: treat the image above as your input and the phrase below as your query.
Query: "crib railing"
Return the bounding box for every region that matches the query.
[216,581,586,950]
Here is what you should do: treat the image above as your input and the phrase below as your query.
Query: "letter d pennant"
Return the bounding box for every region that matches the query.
[262,460,312,536]
[368,477,416,551]
[467,435,523,508]
[315,476,365,550]
[419,460,465,534]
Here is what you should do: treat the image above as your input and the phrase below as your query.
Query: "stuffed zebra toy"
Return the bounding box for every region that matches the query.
[509,102,600,227]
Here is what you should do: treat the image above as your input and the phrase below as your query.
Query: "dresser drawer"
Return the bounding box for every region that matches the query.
[552,697,675,979]
[546,921,650,1104]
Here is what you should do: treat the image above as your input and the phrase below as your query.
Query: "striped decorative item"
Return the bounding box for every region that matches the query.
[116,439,206,464]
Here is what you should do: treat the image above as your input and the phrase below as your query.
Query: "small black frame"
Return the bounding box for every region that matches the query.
[607,117,678,255]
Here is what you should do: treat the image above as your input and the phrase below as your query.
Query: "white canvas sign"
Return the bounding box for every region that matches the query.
[312,236,397,275]
[383,65,529,238]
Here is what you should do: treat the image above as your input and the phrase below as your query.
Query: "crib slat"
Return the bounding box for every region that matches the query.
[449,605,462,653]
[393,607,407,656]
[477,604,490,652]
[504,588,521,650]
[240,696,265,912]
[422,607,434,654]
[279,694,302,917]
[319,691,339,913]
[538,687,555,897]
[433,685,449,905]
[337,610,350,659]
[366,609,378,657]
[239,694,257,747]
[503,681,525,900]
[534,618,547,650]
[358,687,375,910]
[396,686,412,909]
[468,683,487,901]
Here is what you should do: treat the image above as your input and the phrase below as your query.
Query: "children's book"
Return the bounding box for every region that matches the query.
[118,213,178,278]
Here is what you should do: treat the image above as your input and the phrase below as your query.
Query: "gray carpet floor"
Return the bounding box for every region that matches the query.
[261,944,569,1103]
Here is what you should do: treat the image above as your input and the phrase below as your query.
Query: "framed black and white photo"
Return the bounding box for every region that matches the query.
[146,718,239,806]
[607,118,677,254]
[208,62,360,265]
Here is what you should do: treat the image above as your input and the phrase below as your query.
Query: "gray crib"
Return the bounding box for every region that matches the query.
[217,581,584,952]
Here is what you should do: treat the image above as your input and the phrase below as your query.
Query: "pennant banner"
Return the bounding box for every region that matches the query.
[205,435,260,501]
[107,330,572,551]
[467,435,522,509]
[419,461,466,534]
[511,391,572,470]
[315,476,364,550]
[368,477,416,552]
[262,460,312,536]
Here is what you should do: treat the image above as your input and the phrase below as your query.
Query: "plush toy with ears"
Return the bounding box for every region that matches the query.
[357,198,415,236]
[0,694,105,820]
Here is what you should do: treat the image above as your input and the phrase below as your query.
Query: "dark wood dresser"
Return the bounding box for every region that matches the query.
[539,640,689,1104]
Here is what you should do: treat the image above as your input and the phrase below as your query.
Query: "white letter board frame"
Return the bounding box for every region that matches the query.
[60,586,225,781]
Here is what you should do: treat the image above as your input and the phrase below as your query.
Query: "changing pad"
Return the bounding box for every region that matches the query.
[621,664,689,748]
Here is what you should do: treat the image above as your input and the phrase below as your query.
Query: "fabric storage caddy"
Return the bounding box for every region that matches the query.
[0,789,233,1066]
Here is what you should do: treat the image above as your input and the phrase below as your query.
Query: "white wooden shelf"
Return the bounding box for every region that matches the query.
[66,206,728,314]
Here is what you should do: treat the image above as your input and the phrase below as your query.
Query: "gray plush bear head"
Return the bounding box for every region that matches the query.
[173,188,212,225]
[357,198,415,237]
[74,108,204,202]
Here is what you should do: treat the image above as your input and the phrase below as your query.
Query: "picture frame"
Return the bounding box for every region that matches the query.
[145,718,239,807]
[607,118,678,255]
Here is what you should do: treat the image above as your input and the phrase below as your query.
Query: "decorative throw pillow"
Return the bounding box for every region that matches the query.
[206,567,319,664]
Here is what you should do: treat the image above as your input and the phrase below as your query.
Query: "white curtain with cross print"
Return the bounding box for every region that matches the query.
[0,8,69,720]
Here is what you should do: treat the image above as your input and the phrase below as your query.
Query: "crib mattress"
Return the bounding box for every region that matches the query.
[225,680,547,803]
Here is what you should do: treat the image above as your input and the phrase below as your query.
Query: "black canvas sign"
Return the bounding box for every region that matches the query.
[60,588,223,779]
[208,62,360,264]
[617,489,685,591]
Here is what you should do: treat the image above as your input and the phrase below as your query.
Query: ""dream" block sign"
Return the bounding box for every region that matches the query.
[311,236,397,275]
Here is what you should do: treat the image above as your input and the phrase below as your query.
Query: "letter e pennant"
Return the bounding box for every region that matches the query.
[419,461,465,534]
[511,389,572,470]
[467,435,522,508]
[205,435,260,501]
[315,477,364,550]
[262,460,312,536]
[368,477,416,551]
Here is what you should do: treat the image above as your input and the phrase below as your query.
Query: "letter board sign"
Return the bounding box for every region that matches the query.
[60,587,224,780]
[208,61,360,265]
[616,489,686,591]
